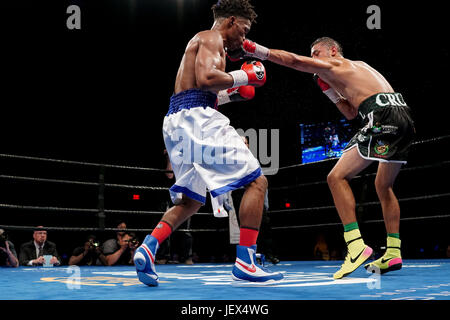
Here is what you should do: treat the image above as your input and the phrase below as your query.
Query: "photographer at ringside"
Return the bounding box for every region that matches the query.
[103,232,140,266]
[68,235,107,266]
[0,229,19,268]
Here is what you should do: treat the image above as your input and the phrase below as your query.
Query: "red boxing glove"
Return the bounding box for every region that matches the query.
[314,75,331,91]
[241,60,266,87]
[313,73,343,104]
[226,39,270,61]
[228,60,266,88]
[242,39,270,60]
[217,85,255,106]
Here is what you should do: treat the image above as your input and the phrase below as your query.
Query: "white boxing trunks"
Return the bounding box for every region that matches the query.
[163,89,262,204]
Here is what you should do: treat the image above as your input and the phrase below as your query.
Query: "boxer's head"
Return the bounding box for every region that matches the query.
[310,37,344,59]
[212,0,256,50]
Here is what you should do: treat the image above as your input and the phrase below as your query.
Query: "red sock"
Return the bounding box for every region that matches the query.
[151,221,173,244]
[239,227,259,247]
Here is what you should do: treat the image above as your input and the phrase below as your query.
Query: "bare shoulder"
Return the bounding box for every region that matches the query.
[184,30,220,53]
[352,59,368,66]
[351,60,380,72]
[194,30,223,49]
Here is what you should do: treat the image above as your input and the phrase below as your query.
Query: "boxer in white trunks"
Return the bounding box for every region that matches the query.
[133,0,283,286]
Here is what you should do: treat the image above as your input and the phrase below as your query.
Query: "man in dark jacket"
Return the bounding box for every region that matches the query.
[19,226,61,266]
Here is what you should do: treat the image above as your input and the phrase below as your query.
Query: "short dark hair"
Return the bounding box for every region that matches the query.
[86,234,96,242]
[311,37,343,56]
[211,0,257,24]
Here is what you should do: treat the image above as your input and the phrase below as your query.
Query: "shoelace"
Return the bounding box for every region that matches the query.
[253,255,276,273]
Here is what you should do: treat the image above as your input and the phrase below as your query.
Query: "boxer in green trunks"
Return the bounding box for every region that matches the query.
[229,36,415,278]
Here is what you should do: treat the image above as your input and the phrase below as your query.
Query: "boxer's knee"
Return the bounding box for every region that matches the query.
[247,174,268,194]
[175,195,202,214]
[374,176,393,198]
[327,170,340,188]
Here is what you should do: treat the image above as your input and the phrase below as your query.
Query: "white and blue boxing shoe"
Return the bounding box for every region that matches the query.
[134,235,159,286]
[232,245,283,283]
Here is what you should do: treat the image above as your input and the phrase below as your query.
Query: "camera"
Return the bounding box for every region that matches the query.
[89,239,100,249]
[129,238,138,246]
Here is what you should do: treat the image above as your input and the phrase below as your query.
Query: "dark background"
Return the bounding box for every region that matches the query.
[0,0,449,263]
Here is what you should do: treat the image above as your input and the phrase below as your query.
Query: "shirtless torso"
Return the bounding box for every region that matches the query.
[315,58,394,109]
[268,41,396,118]
[174,30,227,95]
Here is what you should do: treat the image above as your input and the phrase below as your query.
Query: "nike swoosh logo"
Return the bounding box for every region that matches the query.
[381,257,393,264]
[350,248,365,263]
[236,261,256,273]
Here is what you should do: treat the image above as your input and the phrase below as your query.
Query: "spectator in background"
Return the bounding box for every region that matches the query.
[116,221,127,239]
[69,235,108,266]
[313,233,330,260]
[446,244,450,259]
[102,221,127,254]
[103,231,140,266]
[0,229,19,267]
[323,126,332,155]
[330,126,340,149]
[19,226,61,266]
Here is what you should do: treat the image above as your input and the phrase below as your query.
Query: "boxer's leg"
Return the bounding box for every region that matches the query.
[134,195,202,286]
[327,147,373,279]
[238,175,267,234]
[365,161,403,274]
[157,195,203,232]
[232,175,283,282]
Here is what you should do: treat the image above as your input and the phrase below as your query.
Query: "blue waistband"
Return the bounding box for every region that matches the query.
[167,89,218,116]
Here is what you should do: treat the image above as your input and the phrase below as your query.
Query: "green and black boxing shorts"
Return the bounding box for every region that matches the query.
[343,92,415,163]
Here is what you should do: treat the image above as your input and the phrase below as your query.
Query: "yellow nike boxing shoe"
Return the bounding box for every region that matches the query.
[364,237,402,274]
[334,229,373,279]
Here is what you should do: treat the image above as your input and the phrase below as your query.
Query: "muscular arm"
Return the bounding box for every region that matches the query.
[195,33,234,92]
[268,48,357,118]
[268,49,338,74]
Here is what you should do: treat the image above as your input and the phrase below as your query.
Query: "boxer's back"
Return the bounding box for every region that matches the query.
[323,58,395,108]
